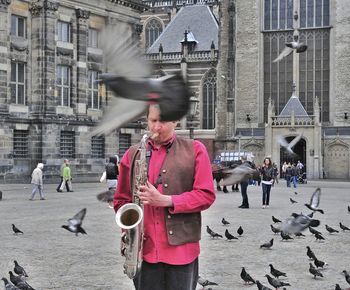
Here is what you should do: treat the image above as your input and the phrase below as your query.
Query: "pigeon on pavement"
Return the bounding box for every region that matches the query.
[1,277,19,290]
[256,280,272,290]
[62,208,87,236]
[13,261,28,277]
[225,229,238,241]
[315,232,325,241]
[222,218,230,226]
[326,224,339,234]
[290,198,298,204]
[12,224,23,235]
[270,224,281,234]
[197,276,218,288]
[342,270,350,285]
[314,258,328,269]
[269,264,287,278]
[240,267,256,285]
[306,246,317,260]
[260,239,274,249]
[339,222,350,231]
[309,226,322,236]
[304,188,324,214]
[272,216,281,223]
[281,232,294,241]
[265,274,290,288]
[309,263,323,279]
[237,226,244,236]
[206,226,222,238]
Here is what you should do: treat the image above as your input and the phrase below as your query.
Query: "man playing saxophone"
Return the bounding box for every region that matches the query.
[114,104,216,290]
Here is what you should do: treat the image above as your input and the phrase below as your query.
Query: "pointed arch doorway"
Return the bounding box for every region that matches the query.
[280,136,306,170]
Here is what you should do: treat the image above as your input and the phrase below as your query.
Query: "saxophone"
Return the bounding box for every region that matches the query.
[115,133,149,279]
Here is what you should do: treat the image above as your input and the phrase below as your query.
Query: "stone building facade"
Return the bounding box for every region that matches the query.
[0,0,147,183]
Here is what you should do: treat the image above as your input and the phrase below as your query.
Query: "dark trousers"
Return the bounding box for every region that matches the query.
[133,258,198,290]
[240,181,249,206]
[262,183,272,205]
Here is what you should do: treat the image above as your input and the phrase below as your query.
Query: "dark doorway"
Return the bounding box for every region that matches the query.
[280,136,306,170]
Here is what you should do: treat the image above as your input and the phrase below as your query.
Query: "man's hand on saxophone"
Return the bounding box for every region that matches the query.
[138,181,173,207]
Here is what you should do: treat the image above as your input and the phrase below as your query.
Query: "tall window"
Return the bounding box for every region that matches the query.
[13,130,29,159]
[119,134,131,157]
[88,70,100,109]
[91,136,105,158]
[202,70,217,129]
[60,131,75,158]
[56,65,71,107]
[11,15,26,38]
[264,0,293,30]
[57,21,71,42]
[263,0,330,122]
[10,62,26,105]
[88,28,99,48]
[145,19,163,49]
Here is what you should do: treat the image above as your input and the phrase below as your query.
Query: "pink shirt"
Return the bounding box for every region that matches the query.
[114,135,215,265]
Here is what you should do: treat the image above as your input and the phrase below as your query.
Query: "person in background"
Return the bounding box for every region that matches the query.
[281,161,287,179]
[260,157,276,208]
[238,155,255,209]
[30,163,45,200]
[57,159,68,192]
[290,163,298,188]
[62,161,73,192]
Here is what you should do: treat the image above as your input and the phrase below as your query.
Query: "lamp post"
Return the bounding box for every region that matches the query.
[237,131,242,159]
[188,95,199,139]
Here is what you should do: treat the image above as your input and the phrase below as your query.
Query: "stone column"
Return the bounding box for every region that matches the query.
[30,0,58,117]
[75,8,90,116]
[0,0,11,114]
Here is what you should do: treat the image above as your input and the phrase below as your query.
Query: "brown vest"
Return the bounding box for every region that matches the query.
[129,136,201,246]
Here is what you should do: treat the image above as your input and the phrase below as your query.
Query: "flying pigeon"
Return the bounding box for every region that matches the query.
[12,224,23,235]
[96,189,115,206]
[260,239,274,249]
[304,188,324,214]
[220,165,257,186]
[277,133,303,155]
[273,41,308,63]
[92,25,190,135]
[279,213,320,234]
[62,208,87,236]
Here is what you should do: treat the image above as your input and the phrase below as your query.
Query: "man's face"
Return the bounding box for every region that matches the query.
[147,105,177,144]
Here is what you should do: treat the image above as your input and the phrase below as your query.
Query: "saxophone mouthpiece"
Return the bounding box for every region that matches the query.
[149,132,159,140]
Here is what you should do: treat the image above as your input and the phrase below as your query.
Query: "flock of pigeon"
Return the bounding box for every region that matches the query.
[2,209,87,289]
[200,188,350,290]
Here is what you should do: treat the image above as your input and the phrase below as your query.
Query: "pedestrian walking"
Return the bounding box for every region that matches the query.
[56,159,68,192]
[29,163,45,200]
[57,160,73,192]
[260,157,276,208]
[238,155,255,209]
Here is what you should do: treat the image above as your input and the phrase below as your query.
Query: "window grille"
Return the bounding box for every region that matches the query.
[91,136,105,158]
[56,65,71,107]
[119,134,131,157]
[202,70,217,129]
[88,28,99,48]
[10,62,26,105]
[57,21,71,42]
[11,15,26,38]
[60,131,75,158]
[13,130,29,158]
[145,19,163,49]
[88,70,100,109]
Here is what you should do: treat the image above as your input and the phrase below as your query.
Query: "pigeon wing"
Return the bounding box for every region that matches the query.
[273,46,293,63]
[310,188,321,208]
[69,208,87,226]
[288,132,303,150]
[220,165,255,186]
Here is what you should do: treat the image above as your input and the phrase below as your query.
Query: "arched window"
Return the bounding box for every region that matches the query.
[202,70,217,129]
[145,19,163,49]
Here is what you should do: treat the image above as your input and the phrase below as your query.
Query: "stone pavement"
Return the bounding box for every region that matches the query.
[0,180,349,290]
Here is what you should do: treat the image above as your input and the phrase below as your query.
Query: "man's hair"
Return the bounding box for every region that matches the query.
[146,104,161,117]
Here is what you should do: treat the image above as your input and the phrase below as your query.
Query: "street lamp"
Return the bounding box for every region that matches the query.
[236,131,242,159]
[188,95,199,139]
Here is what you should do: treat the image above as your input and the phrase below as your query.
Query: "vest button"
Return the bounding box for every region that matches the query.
[162,169,167,173]
[164,183,168,188]
[167,215,171,219]
[169,230,173,235]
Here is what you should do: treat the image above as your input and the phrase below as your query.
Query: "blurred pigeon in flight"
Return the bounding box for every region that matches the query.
[273,41,307,63]
[220,165,257,186]
[92,25,190,135]
[62,208,87,236]
[96,189,114,208]
[279,213,320,234]
[304,188,324,214]
[277,133,303,155]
